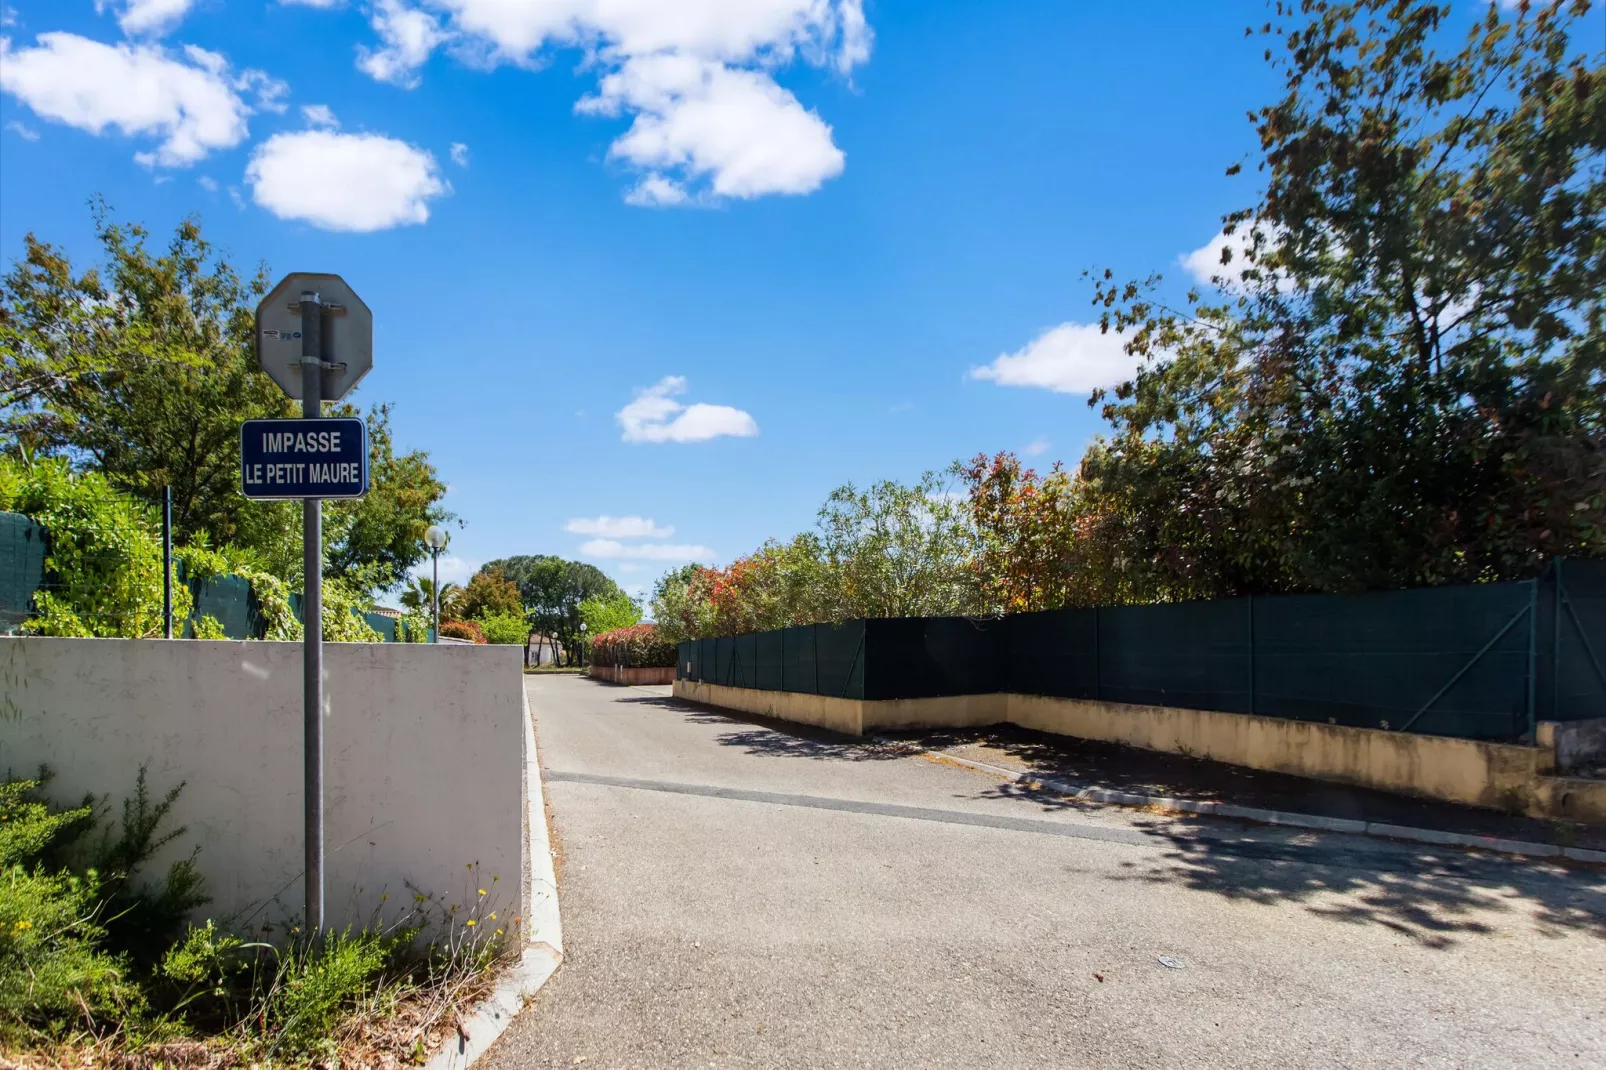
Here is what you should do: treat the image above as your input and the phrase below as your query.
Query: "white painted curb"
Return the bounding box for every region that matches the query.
[878,738,1604,866]
[425,684,564,1070]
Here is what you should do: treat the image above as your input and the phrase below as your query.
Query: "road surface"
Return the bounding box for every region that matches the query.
[484,675,1606,1069]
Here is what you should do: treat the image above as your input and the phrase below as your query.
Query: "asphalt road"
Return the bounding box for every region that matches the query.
[484,675,1606,1069]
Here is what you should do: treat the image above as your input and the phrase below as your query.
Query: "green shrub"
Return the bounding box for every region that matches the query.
[477,612,528,645]
[0,773,140,1042]
[4,457,165,637]
[192,614,226,640]
[589,623,676,668]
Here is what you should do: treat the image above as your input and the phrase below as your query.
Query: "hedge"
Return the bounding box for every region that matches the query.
[589,623,675,668]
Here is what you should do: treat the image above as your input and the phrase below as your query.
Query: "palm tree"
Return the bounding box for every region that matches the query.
[401,577,463,620]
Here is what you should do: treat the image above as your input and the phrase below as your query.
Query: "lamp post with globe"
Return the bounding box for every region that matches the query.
[424,525,448,643]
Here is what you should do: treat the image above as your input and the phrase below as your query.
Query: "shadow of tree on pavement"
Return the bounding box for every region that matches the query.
[973,780,1606,949]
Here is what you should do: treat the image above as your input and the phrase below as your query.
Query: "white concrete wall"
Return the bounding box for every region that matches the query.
[0,637,526,934]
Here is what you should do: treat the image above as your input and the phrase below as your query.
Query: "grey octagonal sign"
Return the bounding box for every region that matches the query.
[255,272,373,403]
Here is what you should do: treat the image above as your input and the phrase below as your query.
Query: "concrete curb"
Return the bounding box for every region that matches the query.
[876,738,1605,866]
[424,686,564,1070]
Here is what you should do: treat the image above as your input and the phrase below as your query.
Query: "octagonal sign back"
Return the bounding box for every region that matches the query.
[255,272,373,402]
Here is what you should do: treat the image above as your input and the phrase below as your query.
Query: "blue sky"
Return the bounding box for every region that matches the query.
[0,1,1535,601]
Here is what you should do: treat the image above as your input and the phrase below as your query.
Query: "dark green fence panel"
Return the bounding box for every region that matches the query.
[668,558,1601,741]
[1555,558,1606,723]
[1256,582,1532,739]
[1098,598,1252,713]
[815,621,866,699]
[714,635,733,686]
[186,572,255,639]
[364,613,399,642]
[0,512,45,634]
[755,629,784,691]
[782,625,818,694]
[864,617,1005,700]
[1004,608,1098,699]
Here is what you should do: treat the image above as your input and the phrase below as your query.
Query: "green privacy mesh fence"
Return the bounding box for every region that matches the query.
[0,512,46,634]
[2,510,405,641]
[679,559,1606,742]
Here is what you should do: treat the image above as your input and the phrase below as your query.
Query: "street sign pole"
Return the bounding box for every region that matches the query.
[254,271,371,940]
[299,290,325,937]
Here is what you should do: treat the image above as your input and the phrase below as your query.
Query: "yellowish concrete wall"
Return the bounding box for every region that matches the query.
[671,679,1597,821]
[1006,694,1543,813]
[674,679,865,735]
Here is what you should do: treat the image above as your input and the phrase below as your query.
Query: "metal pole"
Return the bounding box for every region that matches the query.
[162,486,173,639]
[1246,594,1255,716]
[431,547,440,644]
[299,290,325,936]
[1526,577,1538,743]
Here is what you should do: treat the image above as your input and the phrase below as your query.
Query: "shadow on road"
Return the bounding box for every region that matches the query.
[976,779,1606,949]
[615,693,906,763]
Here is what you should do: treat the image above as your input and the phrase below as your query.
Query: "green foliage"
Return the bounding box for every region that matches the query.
[478,612,529,645]
[401,576,462,621]
[4,456,165,637]
[0,209,453,602]
[1070,0,1605,601]
[322,579,384,643]
[396,607,432,643]
[489,555,624,664]
[191,614,225,640]
[651,472,979,640]
[578,590,641,640]
[0,769,203,1043]
[459,564,524,623]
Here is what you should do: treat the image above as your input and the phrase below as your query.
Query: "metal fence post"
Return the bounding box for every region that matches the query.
[1093,607,1101,701]
[162,486,173,639]
[1247,594,1255,716]
[1527,577,1539,743]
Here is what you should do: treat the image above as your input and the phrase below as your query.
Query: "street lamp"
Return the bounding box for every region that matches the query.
[424,525,448,643]
[578,621,586,669]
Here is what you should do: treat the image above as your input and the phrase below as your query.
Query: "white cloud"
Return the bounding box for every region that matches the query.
[247,130,450,231]
[1178,224,1298,295]
[197,174,217,191]
[969,322,1141,395]
[106,0,196,37]
[1023,437,1050,457]
[351,1,869,202]
[449,140,469,166]
[616,376,758,444]
[583,55,843,200]
[302,103,339,128]
[280,0,345,7]
[565,516,675,538]
[624,172,689,207]
[4,119,38,140]
[579,539,715,562]
[0,33,268,166]
[358,0,447,87]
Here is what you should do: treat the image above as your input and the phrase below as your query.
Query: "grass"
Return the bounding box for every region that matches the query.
[524,665,585,675]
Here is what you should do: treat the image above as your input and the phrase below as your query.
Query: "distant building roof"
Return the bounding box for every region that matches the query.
[368,606,403,618]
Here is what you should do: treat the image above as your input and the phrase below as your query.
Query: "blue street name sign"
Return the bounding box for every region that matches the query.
[240,417,368,500]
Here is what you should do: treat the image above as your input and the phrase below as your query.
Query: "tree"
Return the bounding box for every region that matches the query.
[458,564,524,623]
[400,576,462,621]
[578,590,641,639]
[484,555,624,664]
[1078,0,1604,599]
[0,209,453,598]
[817,471,980,618]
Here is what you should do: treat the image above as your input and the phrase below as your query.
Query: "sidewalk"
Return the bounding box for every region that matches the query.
[878,724,1606,854]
